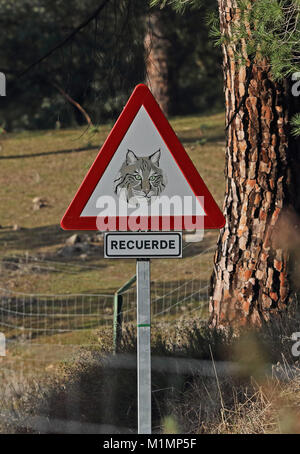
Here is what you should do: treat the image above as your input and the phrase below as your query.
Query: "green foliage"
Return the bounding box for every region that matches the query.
[157,0,300,135]
[155,0,300,81]
[162,416,180,434]
[206,10,225,47]
[150,0,204,12]
[291,113,300,137]
[235,0,300,135]
[0,0,146,131]
[233,0,300,81]
[196,137,207,146]
[164,6,223,115]
[0,0,223,131]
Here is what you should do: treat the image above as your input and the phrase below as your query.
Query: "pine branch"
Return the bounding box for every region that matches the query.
[50,81,93,127]
[17,0,111,79]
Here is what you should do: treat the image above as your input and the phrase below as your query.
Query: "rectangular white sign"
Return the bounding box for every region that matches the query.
[104,232,182,258]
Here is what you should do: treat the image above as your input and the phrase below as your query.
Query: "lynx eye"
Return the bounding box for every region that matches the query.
[135,174,142,181]
[149,175,157,181]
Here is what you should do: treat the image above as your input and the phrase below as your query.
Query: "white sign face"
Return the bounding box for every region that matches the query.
[61,84,225,232]
[81,106,205,218]
[104,232,182,258]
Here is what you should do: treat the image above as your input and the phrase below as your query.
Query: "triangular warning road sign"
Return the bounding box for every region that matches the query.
[61,84,225,231]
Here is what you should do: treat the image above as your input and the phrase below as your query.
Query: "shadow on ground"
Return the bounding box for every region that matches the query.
[179,133,225,145]
[0,224,94,251]
[0,145,99,160]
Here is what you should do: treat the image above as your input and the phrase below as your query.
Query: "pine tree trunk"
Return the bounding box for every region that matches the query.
[144,10,170,116]
[210,0,300,327]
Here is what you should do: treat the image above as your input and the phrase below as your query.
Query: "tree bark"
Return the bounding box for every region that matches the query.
[144,10,170,116]
[210,0,300,327]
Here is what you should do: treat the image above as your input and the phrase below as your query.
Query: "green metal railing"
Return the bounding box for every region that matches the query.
[113,275,136,354]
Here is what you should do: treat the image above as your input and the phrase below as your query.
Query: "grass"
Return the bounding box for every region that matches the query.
[0,111,236,433]
[0,112,225,294]
[1,111,300,434]
[1,314,300,434]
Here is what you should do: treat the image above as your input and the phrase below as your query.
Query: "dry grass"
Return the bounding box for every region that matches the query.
[2,113,300,434]
[1,311,300,434]
[0,112,225,294]
[164,370,300,434]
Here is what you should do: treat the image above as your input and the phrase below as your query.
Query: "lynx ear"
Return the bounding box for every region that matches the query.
[126,149,138,165]
[150,149,161,165]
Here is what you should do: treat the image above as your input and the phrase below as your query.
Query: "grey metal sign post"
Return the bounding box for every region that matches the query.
[61,84,224,437]
[105,232,182,435]
[136,258,151,434]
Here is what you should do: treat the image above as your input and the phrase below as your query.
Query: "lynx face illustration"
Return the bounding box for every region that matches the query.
[114,149,167,204]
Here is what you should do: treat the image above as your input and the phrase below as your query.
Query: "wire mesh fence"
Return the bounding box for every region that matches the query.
[0,289,114,338]
[117,270,210,325]
[0,243,214,383]
[116,244,213,327]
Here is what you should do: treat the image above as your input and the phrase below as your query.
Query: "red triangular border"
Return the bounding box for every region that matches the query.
[61,84,225,231]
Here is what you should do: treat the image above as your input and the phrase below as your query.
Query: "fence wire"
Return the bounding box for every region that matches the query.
[0,245,214,381]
